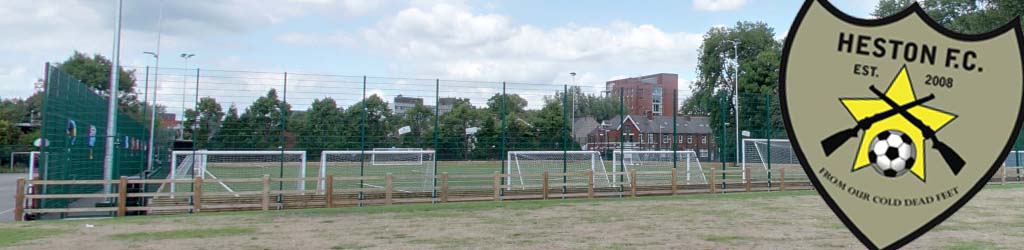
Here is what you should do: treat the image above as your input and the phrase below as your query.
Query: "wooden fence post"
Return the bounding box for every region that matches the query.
[192,177,202,213]
[587,171,594,199]
[710,169,716,193]
[262,175,270,211]
[671,169,678,195]
[1001,167,1006,185]
[441,172,449,203]
[629,169,637,198]
[780,169,786,191]
[385,173,394,205]
[117,176,128,217]
[493,171,500,201]
[745,168,751,192]
[325,175,334,208]
[15,178,25,221]
[542,171,549,200]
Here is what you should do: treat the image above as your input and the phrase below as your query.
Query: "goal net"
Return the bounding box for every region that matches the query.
[170,150,310,193]
[506,151,611,190]
[372,148,425,166]
[612,150,707,186]
[741,139,801,181]
[321,150,436,193]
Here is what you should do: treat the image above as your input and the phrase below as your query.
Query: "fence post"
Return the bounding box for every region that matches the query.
[671,169,678,195]
[587,170,594,199]
[325,175,334,208]
[629,169,637,197]
[1001,167,1006,185]
[542,171,549,200]
[117,176,128,217]
[15,178,25,221]
[710,169,716,193]
[745,168,751,192]
[192,176,202,213]
[385,173,393,205]
[441,172,449,203]
[262,175,270,211]
[493,171,500,201]
[780,169,786,191]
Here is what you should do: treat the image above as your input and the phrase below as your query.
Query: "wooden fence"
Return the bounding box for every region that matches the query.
[16,167,1019,221]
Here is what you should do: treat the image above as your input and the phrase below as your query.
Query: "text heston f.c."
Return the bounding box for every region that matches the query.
[837,32,983,73]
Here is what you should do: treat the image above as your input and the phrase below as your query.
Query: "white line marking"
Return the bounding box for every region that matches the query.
[362,183,413,193]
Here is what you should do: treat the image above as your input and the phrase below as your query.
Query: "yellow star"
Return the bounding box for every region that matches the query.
[839,66,957,181]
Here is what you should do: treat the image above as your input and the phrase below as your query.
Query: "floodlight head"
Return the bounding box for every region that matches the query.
[180,53,194,59]
[143,51,158,58]
[570,72,576,76]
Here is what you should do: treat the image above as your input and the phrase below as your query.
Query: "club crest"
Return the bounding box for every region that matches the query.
[780,0,1024,249]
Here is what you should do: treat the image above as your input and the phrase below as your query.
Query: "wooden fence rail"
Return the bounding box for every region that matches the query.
[10,168,865,221]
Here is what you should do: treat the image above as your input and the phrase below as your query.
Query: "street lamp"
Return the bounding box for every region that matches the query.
[143,51,159,171]
[570,72,577,137]
[180,53,194,139]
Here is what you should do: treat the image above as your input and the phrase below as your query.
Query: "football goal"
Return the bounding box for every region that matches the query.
[612,150,707,186]
[170,150,310,193]
[321,150,436,193]
[741,138,800,181]
[371,148,425,166]
[505,151,611,190]
[9,151,39,172]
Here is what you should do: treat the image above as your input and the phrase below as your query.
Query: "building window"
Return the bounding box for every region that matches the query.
[662,135,670,144]
[678,135,684,143]
[648,134,653,144]
[687,135,693,144]
[700,149,709,157]
[701,136,707,144]
[652,87,663,115]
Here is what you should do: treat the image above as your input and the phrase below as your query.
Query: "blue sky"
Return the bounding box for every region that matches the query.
[0,0,878,111]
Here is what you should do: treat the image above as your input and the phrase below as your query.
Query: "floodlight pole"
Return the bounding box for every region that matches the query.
[145,1,163,173]
[102,0,124,196]
[179,53,194,139]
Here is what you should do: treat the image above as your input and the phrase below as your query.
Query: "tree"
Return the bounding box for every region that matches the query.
[682,21,783,162]
[298,98,345,153]
[343,94,393,149]
[183,97,224,148]
[239,89,291,149]
[873,0,1024,34]
[437,100,485,160]
[486,93,528,115]
[396,103,434,149]
[58,52,139,107]
[214,105,245,150]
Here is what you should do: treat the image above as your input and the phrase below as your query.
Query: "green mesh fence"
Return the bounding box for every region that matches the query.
[39,64,157,208]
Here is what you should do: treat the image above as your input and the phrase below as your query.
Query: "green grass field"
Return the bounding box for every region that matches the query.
[5,184,1021,249]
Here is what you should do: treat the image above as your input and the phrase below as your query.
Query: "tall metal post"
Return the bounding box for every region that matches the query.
[766,93,772,188]
[102,0,124,196]
[430,77,438,198]
[562,85,568,195]
[280,72,288,193]
[146,2,163,172]
[721,93,727,189]
[500,82,507,196]
[673,89,678,168]
[619,88,625,192]
[431,79,439,200]
[732,42,741,178]
[359,76,367,205]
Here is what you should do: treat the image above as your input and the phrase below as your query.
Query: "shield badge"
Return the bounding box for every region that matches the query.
[780,0,1024,249]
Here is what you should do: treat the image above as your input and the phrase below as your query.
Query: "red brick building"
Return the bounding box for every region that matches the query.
[605,73,679,116]
[586,114,715,160]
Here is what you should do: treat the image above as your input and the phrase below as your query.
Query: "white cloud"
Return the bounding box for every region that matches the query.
[692,0,748,12]
[355,3,703,108]
[276,32,355,47]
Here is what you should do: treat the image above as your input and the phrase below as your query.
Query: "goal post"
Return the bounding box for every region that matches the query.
[612,150,707,186]
[170,150,309,193]
[505,151,610,190]
[321,150,436,193]
[741,138,801,182]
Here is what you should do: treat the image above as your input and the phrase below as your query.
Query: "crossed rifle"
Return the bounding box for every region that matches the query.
[820,85,965,175]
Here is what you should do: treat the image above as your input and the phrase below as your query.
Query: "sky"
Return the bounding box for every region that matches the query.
[0,0,879,112]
